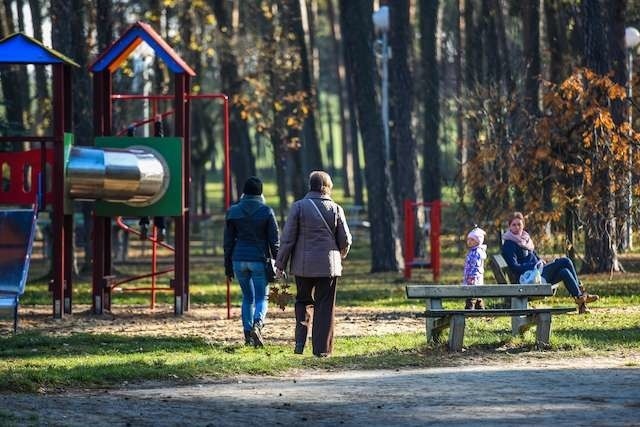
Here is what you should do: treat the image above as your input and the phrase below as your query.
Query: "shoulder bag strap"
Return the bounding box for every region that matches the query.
[307,199,334,236]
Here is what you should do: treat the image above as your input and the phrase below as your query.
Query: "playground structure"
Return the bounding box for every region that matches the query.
[403,200,442,281]
[0,23,230,320]
[0,208,38,332]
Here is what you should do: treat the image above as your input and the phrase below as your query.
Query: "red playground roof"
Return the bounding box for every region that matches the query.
[90,21,195,76]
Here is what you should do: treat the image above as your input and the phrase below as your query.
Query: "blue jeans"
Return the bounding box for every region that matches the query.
[541,257,581,297]
[233,261,269,331]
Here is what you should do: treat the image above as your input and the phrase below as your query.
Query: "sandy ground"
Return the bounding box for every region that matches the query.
[1,357,639,426]
[10,304,427,343]
[2,305,640,426]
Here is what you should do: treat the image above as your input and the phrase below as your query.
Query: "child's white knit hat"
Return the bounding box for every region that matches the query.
[467,227,486,244]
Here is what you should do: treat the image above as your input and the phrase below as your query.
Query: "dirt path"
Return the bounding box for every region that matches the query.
[12,304,427,344]
[1,356,639,426]
[3,305,640,425]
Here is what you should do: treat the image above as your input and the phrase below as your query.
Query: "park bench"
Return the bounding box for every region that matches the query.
[406,284,575,351]
[489,253,560,295]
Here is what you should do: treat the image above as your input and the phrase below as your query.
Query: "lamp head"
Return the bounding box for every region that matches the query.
[626,27,640,49]
[372,6,390,34]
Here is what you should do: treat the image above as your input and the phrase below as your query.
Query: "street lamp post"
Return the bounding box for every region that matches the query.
[373,6,391,163]
[624,26,640,250]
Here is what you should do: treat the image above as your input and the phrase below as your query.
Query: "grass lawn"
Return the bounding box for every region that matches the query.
[1,236,639,393]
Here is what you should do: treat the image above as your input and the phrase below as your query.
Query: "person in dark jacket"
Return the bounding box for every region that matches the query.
[275,171,352,357]
[501,211,598,314]
[223,177,280,346]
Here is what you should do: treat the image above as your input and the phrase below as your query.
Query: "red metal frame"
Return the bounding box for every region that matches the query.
[403,199,442,281]
[114,216,175,309]
[110,92,232,318]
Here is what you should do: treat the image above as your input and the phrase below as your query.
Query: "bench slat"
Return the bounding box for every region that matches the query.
[406,284,554,298]
[425,307,575,317]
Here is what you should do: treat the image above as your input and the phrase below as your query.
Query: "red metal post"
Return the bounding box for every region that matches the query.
[92,70,114,315]
[223,95,231,210]
[51,64,65,319]
[223,95,231,318]
[184,74,191,312]
[151,225,158,309]
[431,200,442,282]
[173,73,187,315]
[63,66,74,314]
[403,199,414,280]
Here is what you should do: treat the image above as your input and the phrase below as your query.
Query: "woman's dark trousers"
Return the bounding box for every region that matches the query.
[294,276,338,355]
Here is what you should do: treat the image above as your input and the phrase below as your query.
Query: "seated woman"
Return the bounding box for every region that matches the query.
[501,212,599,314]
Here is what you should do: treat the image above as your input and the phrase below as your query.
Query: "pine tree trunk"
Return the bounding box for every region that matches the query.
[420,0,441,203]
[340,0,402,272]
[581,0,619,273]
[211,0,256,197]
[390,1,421,223]
[326,0,353,197]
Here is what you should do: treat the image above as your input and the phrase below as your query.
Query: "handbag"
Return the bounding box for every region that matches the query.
[265,257,277,283]
[519,261,545,285]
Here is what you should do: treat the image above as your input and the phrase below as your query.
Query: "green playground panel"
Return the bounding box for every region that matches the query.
[94,136,183,217]
[64,133,74,215]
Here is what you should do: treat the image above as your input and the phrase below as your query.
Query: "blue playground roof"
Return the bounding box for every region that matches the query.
[90,21,195,76]
[0,33,79,66]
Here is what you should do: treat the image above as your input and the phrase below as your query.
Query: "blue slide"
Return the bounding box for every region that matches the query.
[0,208,38,332]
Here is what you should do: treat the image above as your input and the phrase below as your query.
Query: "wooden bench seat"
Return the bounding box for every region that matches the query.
[406,284,575,351]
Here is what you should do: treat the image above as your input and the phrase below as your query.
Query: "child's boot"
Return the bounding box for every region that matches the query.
[475,298,485,309]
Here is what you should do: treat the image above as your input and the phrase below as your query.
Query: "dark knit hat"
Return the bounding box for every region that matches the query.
[243,176,263,196]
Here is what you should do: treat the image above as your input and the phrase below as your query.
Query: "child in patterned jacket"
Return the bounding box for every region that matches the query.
[463,227,487,309]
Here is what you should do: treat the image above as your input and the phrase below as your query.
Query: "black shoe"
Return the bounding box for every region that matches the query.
[251,321,264,348]
[244,330,253,346]
[294,342,305,354]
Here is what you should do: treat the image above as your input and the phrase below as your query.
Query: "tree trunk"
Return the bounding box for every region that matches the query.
[390,1,421,225]
[211,0,256,198]
[343,27,364,206]
[463,0,486,212]
[326,0,353,197]
[607,0,630,252]
[340,0,402,272]
[96,0,113,52]
[521,0,547,212]
[0,0,26,139]
[28,0,48,132]
[420,0,440,203]
[581,0,619,273]
[298,0,323,172]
